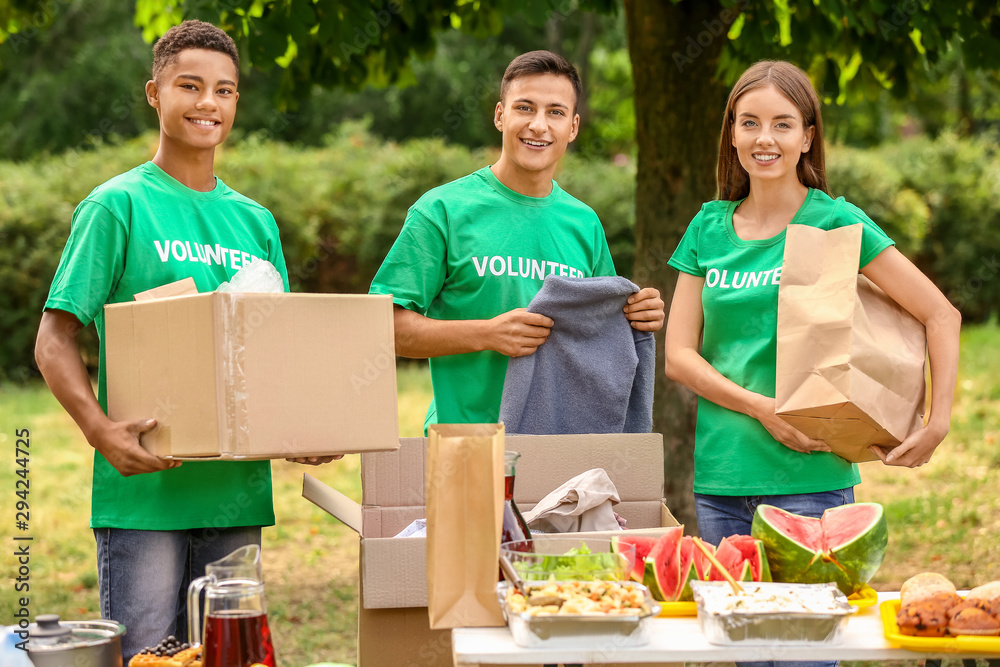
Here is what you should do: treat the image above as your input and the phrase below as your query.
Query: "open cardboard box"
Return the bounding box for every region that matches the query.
[304,432,679,667]
[105,279,400,459]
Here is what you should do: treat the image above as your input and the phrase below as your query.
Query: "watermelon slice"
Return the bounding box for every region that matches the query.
[676,536,710,601]
[710,534,771,583]
[650,526,686,601]
[612,534,660,582]
[751,502,888,595]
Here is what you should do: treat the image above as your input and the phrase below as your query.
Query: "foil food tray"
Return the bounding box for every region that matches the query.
[691,581,856,646]
[497,581,660,649]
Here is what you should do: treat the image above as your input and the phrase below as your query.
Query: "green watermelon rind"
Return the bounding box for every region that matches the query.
[751,502,888,595]
[649,526,685,602]
[612,534,660,583]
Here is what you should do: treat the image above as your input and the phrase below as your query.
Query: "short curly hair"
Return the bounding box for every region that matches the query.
[152,20,239,81]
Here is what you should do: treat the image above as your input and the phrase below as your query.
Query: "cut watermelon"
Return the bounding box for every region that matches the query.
[751,502,888,595]
[676,536,705,601]
[612,534,660,582]
[707,535,770,584]
[646,526,684,602]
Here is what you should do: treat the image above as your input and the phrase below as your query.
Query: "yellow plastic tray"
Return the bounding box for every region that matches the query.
[848,584,879,609]
[880,599,1000,653]
[656,583,878,617]
[657,601,697,617]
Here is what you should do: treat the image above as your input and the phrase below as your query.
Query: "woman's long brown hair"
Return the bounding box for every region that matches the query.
[718,60,829,201]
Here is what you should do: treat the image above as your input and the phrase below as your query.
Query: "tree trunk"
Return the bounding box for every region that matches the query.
[624,0,730,530]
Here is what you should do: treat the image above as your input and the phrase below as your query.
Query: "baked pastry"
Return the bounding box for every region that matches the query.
[946,597,993,618]
[919,591,961,611]
[896,600,950,637]
[129,643,201,667]
[967,581,1000,602]
[948,607,1000,636]
[900,573,957,606]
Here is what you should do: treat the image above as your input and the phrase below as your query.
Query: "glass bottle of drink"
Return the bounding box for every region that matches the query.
[500,451,533,583]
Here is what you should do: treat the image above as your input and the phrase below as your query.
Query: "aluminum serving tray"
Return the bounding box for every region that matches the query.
[691,581,856,646]
[497,580,661,649]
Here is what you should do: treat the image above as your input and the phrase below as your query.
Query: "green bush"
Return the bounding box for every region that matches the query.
[3,128,996,381]
[828,133,1000,322]
[0,124,636,379]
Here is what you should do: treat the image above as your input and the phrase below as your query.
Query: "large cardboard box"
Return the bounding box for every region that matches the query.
[304,433,679,667]
[105,290,399,459]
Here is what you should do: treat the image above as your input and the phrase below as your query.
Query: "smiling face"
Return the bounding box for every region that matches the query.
[145,48,239,154]
[491,73,580,195]
[731,84,814,190]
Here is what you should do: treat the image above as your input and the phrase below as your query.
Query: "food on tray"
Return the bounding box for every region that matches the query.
[693,581,851,615]
[626,526,769,603]
[691,581,854,646]
[947,597,993,617]
[900,572,957,604]
[506,541,630,582]
[505,580,652,616]
[948,607,1000,636]
[128,638,201,667]
[967,581,1000,603]
[751,502,888,595]
[613,534,659,582]
[896,599,950,637]
[896,573,1000,638]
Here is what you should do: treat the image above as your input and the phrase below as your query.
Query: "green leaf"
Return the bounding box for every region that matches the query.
[728,13,745,40]
[836,51,863,105]
[773,0,792,46]
[275,34,297,68]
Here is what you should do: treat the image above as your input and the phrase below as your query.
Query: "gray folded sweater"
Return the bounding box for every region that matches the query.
[499,275,655,434]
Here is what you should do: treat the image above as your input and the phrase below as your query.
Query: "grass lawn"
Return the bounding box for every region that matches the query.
[2,325,998,667]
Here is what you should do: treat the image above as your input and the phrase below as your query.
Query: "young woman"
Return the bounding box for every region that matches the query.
[664,60,960,569]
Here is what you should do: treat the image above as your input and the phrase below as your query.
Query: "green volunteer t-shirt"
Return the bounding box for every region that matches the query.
[668,188,894,495]
[370,166,617,427]
[45,161,289,530]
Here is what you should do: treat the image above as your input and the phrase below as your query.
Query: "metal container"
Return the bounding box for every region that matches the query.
[497,580,660,649]
[25,615,125,667]
[690,581,855,646]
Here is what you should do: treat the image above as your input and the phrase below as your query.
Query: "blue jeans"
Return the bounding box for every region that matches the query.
[694,488,855,667]
[95,526,261,664]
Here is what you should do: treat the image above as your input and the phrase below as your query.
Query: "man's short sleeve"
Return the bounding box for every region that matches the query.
[44,199,129,326]
[594,227,617,277]
[264,213,291,293]
[668,204,709,277]
[369,206,448,314]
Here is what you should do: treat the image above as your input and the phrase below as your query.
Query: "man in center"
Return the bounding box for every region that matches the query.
[370,50,664,429]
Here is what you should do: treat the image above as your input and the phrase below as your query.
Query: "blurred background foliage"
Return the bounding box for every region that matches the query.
[2,125,998,380]
[2,0,998,162]
[1,0,999,381]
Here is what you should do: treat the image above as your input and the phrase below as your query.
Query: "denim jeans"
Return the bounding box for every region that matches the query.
[95,526,261,664]
[694,487,855,667]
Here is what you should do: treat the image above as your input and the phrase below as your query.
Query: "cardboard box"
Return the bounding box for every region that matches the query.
[304,433,678,666]
[105,289,399,459]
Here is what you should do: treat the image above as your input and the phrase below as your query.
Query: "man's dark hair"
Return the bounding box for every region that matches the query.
[152,20,240,81]
[500,50,581,112]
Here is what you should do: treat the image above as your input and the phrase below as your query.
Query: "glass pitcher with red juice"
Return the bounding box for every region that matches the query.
[188,545,276,667]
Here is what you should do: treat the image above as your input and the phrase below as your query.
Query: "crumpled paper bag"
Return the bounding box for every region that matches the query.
[775,223,926,462]
[523,468,621,533]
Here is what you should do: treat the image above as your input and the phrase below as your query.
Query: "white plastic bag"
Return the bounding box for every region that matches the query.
[216,257,284,294]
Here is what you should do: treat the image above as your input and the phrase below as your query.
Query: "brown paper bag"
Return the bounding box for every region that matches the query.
[426,423,506,629]
[775,224,927,463]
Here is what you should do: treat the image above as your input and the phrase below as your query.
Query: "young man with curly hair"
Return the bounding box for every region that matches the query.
[35,20,330,660]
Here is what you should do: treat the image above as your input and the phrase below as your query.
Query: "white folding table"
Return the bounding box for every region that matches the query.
[452,593,1000,666]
